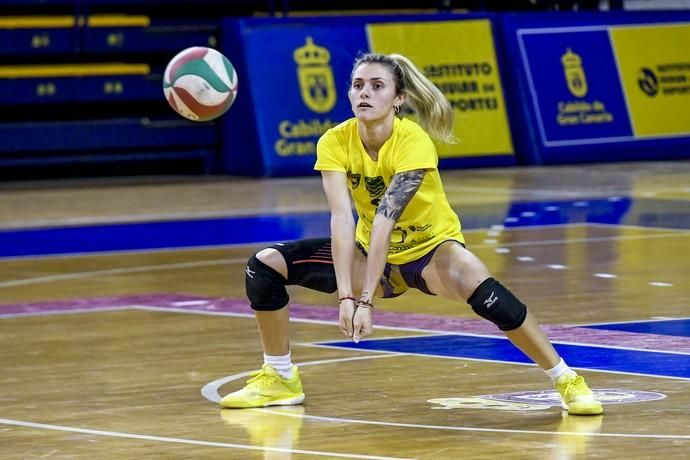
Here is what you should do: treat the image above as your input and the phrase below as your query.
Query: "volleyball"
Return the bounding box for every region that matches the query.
[163,46,238,121]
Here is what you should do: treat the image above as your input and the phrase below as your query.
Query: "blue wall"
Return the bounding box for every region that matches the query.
[2,3,689,178]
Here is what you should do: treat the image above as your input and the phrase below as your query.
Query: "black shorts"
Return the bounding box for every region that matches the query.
[270,237,462,298]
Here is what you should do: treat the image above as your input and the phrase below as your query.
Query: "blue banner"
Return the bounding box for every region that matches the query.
[519,29,633,145]
[220,14,514,176]
[502,11,690,165]
[243,24,367,176]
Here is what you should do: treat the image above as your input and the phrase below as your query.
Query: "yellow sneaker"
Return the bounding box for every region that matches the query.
[221,365,304,409]
[555,373,603,415]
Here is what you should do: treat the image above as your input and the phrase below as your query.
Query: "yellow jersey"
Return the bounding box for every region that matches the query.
[314,116,465,264]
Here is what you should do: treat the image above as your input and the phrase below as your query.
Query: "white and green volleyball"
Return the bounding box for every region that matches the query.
[163,47,238,121]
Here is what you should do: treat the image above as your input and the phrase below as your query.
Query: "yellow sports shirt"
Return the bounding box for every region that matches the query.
[315,116,465,264]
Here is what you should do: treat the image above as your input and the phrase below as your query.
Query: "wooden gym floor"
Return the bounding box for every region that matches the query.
[1,160,689,459]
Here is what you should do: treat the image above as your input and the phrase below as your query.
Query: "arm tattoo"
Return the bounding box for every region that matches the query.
[376,169,425,221]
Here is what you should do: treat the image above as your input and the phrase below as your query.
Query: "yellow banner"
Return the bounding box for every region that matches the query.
[612,24,690,136]
[367,20,513,157]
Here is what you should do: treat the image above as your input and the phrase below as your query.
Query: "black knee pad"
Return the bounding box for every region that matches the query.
[467,278,527,331]
[245,254,289,311]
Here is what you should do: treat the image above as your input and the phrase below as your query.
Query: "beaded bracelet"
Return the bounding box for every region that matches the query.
[338,296,357,304]
[356,299,375,310]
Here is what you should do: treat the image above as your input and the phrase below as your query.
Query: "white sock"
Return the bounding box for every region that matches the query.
[545,358,576,382]
[264,352,294,379]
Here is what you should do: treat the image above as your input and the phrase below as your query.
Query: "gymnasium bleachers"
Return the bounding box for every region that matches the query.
[0,1,262,179]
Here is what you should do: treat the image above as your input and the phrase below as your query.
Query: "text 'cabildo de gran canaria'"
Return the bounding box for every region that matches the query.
[275,119,338,156]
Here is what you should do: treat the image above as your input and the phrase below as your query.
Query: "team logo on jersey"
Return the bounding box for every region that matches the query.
[429,389,665,411]
[348,172,361,189]
[365,176,386,206]
[294,37,336,113]
[391,226,408,244]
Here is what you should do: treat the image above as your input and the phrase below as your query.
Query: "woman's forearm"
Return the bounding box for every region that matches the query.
[331,212,356,297]
[360,214,395,301]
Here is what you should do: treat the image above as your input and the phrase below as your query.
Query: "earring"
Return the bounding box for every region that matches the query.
[394,105,400,114]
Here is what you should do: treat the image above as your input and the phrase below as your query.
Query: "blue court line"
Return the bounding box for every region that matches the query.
[319,334,690,379]
[0,213,331,258]
[3,196,688,258]
[584,319,690,338]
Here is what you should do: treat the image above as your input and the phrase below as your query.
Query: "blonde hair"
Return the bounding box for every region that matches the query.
[352,53,456,144]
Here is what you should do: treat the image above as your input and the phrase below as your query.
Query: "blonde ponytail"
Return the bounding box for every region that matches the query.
[390,54,456,144]
[352,53,456,144]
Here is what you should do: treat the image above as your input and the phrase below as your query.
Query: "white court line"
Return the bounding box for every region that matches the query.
[0,243,268,262]
[649,282,673,287]
[586,222,690,232]
[299,328,690,357]
[1,228,686,289]
[0,204,329,231]
[264,407,690,440]
[594,273,617,279]
[443,184,597,198]
[5,304,690,360]
[582,316,690,327]
[0,258,242,288]
[202,353,403,403]
[171,300,212,306]
[3,307,690,441]
[0,418,411,460]
[1,222,687,265]
[0,306,133,319]
[300,343,690,379]
[204,356,690,440]
[66,305,690,358]
[266,410,690,440]
[473,230,689,249]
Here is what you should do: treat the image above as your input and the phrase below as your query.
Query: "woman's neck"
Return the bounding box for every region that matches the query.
[358,115,395,158]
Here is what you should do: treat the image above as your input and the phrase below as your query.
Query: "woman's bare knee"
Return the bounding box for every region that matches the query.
[255,248,288,279]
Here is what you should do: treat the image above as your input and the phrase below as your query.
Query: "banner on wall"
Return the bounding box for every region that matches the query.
[227,23,368,176]
[507,13,690,164]
[611,23,690,137]
[368,20,513,158]
[517,29,634,147]
[222,15,514,176]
